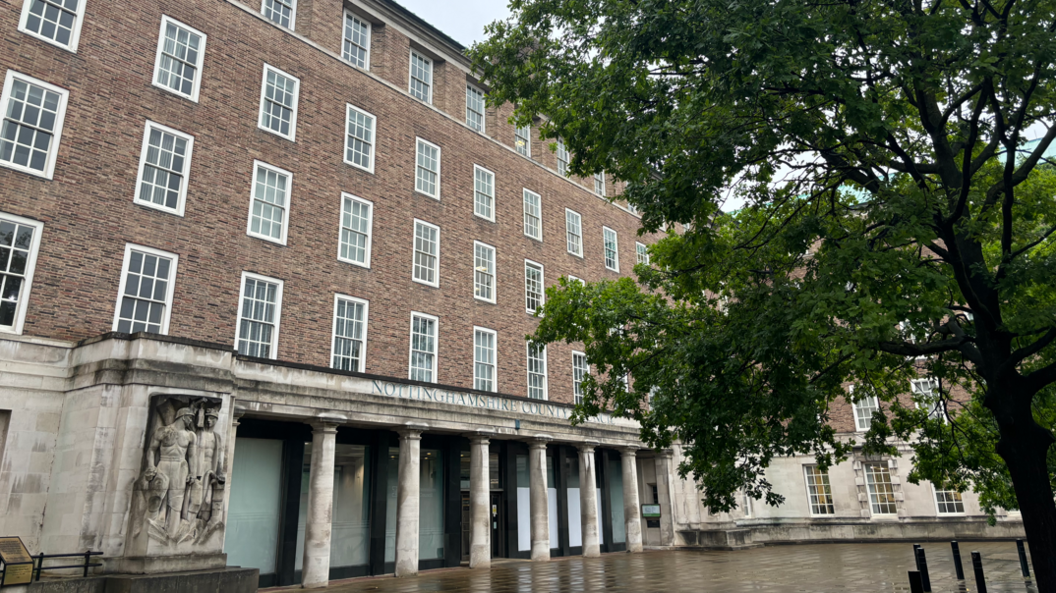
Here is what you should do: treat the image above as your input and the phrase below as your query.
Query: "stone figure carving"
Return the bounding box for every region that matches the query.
[138,396,227,546]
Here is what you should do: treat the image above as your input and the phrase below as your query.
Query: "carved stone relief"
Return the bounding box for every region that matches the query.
[134,395,228,547]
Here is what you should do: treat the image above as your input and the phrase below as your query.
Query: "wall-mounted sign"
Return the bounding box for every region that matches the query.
[641,504,661,518]
[0,536,33,586]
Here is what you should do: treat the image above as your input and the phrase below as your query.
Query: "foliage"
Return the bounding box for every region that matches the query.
[471,0,1056,519]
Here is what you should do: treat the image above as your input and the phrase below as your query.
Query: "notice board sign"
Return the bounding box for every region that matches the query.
[641,504,662,518]
[0,536,32,586]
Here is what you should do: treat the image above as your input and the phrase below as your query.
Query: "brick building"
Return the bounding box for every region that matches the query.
[0,0,1023,590]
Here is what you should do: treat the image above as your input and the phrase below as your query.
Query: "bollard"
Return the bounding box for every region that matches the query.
[971,551,987,593]
[1016,539,1031,578]
[913,544,922,571]
[908,570,925,593]
[951,541,965,580]
[915,547,932,592]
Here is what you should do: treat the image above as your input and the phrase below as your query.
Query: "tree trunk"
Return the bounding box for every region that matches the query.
[997,416,1056,591]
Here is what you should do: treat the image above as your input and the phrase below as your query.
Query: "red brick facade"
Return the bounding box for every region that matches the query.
[0,0,654,403]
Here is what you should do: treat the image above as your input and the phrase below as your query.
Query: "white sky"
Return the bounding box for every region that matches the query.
[396,0,511,47]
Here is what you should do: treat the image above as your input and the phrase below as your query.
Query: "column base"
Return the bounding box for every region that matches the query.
[394,559,418,578]
[530,542,550,561]
[469,544,491,569]
[583,544,601,558]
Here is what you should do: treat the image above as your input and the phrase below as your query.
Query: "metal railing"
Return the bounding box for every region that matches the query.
[32,551,103,580]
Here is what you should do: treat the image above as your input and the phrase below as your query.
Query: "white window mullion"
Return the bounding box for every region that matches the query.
[258,64,300,141]
[523,189,542,240]
[0,71,70,179]
[603,226,619,272]
[412,219,440,287]
[409,51,433,103]
[556,140,569,176]
[565,209,582,256]
[235,272,283,359]
[409,312,438,382]
[473,241,495,303]
[527,342,548,400]
[525,260,544,314]
[338,193,372,267]
[473,165,495,221]
[515,124,531,157]
[636,242,650,265]
[332,294,368,372]
[113,244,179,335]
[803,466,835,516]
[345,105,376,173]
[342,12,371,69]
[415,138,441,199]
[474,327,497,392]
[864,462,897,515]
[246,160,292,245]
[572,351,589,404]
[0,212,45,335]
[134,120,194,216]
[152,16,207,102]
[18,0,88,52]
[261,0,296,29]
[466,84,486,133]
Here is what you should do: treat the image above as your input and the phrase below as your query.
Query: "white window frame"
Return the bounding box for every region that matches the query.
[526,342,548,400]
[337,193,373,268]
[344,104,376,174]
[18,0,87,52]
[594,172,606,196]
[572,351,589,404]
[151,15,207,102]
[556,140,569,176]
[933,485,966,515]
[0,71,70,180]
[408,50,433,104]
[111,243,179,335]
[473,240,496,304]
[257,63,300,141]
[802,465,835,516]
[851,385,880,432]
[133,120,195,217]
[245,160,292,246]
[473,165,495,222]
[331,293,369,373]
[234,271,284,360]
[342,10,371,69]
[415,137,441,199]
[636,242,650,265]
[0,211,44,336]
[261,0,297,30]
[863,461,897,516]
[565,208,583,257]
[603,226,620,272]
[524,259,544,314]
[911,377,945,422]
[473,326,498,392]
[466,83,486,133]
[515,124,531,157]
[409,311,439,383]
[523,188,542,241]
[411,219,441,288]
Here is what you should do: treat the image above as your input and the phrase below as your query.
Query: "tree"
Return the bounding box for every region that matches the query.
[471,0,1056,586]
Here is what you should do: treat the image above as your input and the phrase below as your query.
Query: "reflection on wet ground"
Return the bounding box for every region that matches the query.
[270,541,1037,592]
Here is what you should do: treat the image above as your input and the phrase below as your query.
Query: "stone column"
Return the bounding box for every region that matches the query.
[619,447,643,553]
[578,442,601,558]
[468,433,491,568]
[394,428,423,577]
[302,421,339,588]
[220,407,245,535]
[528,437,551,561]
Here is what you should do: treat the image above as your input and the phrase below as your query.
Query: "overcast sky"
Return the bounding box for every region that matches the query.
[397,0,511,47]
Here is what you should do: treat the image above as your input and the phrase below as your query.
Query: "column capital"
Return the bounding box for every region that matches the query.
[232,405,247,421]
[528,435,552,450]
[397,423,428,440]
[577,440,600,454]
[308,416,343,433]
[618,446,639,456]
[464,429,494,445]
[657,448,675,459]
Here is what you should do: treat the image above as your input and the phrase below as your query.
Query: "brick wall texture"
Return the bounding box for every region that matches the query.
[0,0,658,404]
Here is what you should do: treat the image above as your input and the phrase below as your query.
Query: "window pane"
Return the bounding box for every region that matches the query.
[343,14,369,68]
[409,52,432,102]
[340,196,372,265]
[0,218,36,330]
[346,107,374,170]
[156,21,202,98]
[1,78,63,174]
[332,298,366,372]
[23,0,79,47]
[410,315,436,382]
[262,0,294,28]
[260,67,297,137]
[413,222,439,285]
[474,167,494,220]
[523,190,541,239]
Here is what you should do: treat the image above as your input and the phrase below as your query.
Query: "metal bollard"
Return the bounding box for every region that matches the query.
[915,547,932,592]
[971,551,987,593]
[951,541,965,580]
[913,544,922,571]
[908,570,925,593]
[1016,539,1031,578]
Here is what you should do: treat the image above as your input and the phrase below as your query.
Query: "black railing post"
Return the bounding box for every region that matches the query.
[915,547,932,592]
[34,552,43,581]
[1016,539,1031,578]
[83,550,91,577]
[971,551,987,593]
[950,541,964,580]
[908,570,924,593]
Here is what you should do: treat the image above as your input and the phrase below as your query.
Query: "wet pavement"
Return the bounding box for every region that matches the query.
[271,541,1038,592]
